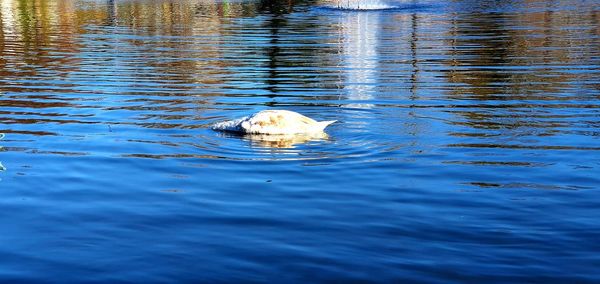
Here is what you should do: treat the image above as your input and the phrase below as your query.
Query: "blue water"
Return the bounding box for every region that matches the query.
[1,0,599,281]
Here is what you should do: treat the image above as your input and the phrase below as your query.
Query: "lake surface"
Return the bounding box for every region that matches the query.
[1,0,599,281]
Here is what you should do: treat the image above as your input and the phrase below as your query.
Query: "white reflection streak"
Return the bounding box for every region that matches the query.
[330,0,392,10]
[1,0,16,37]
[340,12,379,109]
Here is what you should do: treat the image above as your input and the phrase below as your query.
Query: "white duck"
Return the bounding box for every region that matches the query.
[212,110,336,135]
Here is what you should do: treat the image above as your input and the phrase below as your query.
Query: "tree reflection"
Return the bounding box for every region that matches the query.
[445,2,599,99]
[0,0,80,82]
[443,2,600,135]
[106,0,117,26]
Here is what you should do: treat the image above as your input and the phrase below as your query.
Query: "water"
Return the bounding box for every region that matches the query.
[1,0,599,281]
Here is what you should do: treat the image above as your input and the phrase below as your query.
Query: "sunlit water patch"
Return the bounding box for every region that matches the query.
[323,0,395,10]
[317,0,437,11]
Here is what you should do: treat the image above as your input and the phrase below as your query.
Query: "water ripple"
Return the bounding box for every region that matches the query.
[1,0,599,281]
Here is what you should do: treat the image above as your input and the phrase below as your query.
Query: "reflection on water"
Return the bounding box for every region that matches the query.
[319,0,431,10]
[0,0,600,282]
[236,132,329,149]
[339,9,378,108]
[326,0,394,10]
[442,3,600,144]
[0,133,4,171]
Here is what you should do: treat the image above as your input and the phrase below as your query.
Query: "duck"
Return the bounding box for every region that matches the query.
[212,110,336,135]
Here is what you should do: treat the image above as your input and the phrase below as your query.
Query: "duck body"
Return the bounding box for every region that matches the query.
[212,110,336,135]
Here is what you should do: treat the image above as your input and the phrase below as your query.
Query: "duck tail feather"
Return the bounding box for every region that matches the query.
[317,120,337,131]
